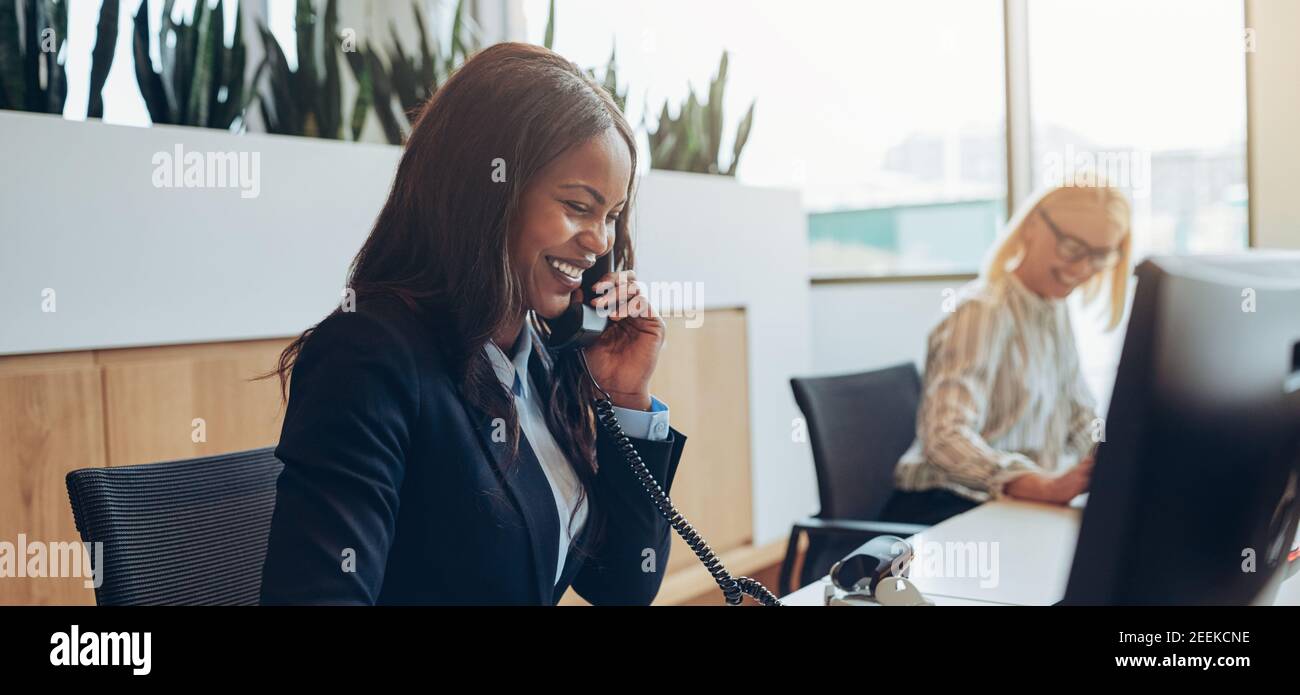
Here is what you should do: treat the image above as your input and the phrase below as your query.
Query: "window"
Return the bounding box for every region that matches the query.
[520,0,1008,279]
[1027,0,1249,257]
[1025,0,1250,411]
[55,0,1253,275]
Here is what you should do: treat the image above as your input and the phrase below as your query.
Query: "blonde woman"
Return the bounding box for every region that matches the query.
[882,184,1133,526]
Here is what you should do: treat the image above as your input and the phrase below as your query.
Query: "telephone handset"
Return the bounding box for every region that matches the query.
[544,251,614,351]
[543,248,782,606]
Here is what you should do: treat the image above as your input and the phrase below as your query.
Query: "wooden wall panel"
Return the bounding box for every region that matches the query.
[561,308,754,604]
[5,310,754,605]
[649,309,753,574]
[0,353,105,605]
[97,339,290,467]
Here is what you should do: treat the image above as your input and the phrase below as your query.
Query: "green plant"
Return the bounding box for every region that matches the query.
[381,0,476,129]
[345,0,479,145]
[543,0,554,50]
[87,0,118,119]
[133,0,251,130]
[647,51,754,176]
[585,44,625,114]
[256,0,342,139]
[342,42,399,143]
[542,1,623,113]
[0,0,68,113]
[444,0,478,77]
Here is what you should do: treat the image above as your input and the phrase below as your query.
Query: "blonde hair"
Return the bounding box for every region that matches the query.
[985,184,1133,330]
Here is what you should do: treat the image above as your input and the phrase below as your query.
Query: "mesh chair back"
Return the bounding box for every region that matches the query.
[65,447,283,606]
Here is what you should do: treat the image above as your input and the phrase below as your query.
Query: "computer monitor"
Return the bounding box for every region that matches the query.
[1063,252,1300,605]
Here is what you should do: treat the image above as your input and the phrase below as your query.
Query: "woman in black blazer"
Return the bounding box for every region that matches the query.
[258,43,686,605]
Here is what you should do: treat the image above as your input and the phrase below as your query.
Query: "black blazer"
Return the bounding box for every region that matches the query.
[259,295,686,605]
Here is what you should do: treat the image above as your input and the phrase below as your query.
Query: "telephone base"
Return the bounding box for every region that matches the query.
[823,579,935,606]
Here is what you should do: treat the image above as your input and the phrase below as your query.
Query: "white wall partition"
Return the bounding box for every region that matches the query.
[631,171,816,544]
[1,111,398,354]
[0,110,818,545]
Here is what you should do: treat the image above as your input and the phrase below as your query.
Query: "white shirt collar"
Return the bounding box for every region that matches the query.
[484,322,535,400]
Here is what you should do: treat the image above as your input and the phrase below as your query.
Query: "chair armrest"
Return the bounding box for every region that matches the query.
[779,517,929,596]
[793,517,927,539]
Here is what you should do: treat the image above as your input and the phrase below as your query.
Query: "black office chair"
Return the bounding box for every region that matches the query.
[65,447,283,606]
[781,363,929,595]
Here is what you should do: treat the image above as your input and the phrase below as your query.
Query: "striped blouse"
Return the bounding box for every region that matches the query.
[894,272,1099,503]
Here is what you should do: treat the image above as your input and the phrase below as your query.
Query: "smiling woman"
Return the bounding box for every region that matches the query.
[988,185,1132,328]
[884,183,1134,525]
[258,42,686,605]
[509,130,631,326]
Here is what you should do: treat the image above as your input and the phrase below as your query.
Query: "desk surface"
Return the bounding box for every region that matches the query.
[783,499,1081,606]
[781,498,1300,606]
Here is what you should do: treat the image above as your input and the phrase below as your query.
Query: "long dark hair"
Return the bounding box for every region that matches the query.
[269,42,638,547]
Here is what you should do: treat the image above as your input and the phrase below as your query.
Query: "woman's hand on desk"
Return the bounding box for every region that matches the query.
[583,270,666,411]
[1003,456,1094,504]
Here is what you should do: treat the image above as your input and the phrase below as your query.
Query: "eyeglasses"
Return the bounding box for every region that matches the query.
[1038,209,1121,270]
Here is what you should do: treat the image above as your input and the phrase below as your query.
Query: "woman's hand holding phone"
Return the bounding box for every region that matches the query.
[581,270,665,411]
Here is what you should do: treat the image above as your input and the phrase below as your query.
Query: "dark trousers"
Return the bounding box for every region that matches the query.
[879,488,981,526]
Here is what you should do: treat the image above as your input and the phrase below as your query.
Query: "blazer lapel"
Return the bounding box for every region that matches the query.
[461,396,559,605]
[530,327,591,604]
[552,512,597,603]
[526,326,556,395]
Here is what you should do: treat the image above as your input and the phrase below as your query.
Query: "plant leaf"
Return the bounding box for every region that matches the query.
[257,21,299,133]
[348,54,370,141]
[543,0,555,50]
[209,0,227,126]
[705,51,727,173]
[320,0,341,138]
[365,46,403,145]
[21,0,38,111]
[48,0,68,113]
[131,2,168,123]
[449,0,466,71]
[228,0,247,117]
[187,0,213,127]
[0,0,25,109]
[412,0,436,94]
[726,100,754,176]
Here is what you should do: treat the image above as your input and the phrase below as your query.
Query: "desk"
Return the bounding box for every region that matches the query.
[781,498,1300,606]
